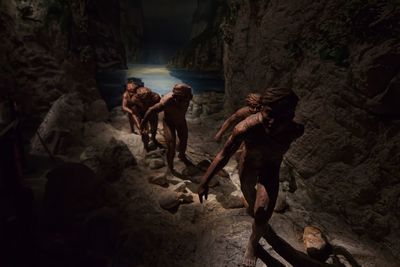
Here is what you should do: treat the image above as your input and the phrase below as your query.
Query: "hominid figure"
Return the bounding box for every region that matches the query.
[198,87,304,267]
[142,84,193,173]
[122,81,141,134]
[135,87,162,151]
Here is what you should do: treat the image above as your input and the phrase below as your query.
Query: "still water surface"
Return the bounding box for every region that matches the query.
[96,64,224,108]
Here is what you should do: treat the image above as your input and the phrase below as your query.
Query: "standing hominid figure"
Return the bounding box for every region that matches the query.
[142,84,193,173]
[214,93,262,142]
[135,87,162,151]
[122,81,141,134]
[197,87,304,267]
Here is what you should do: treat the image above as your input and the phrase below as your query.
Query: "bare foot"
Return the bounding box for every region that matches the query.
[243,242,257,267]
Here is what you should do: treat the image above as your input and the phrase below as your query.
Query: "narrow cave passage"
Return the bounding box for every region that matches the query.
[2,0,399,266]
[96,0,224,108]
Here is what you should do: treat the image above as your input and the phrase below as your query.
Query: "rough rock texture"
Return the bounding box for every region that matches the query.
[22,93,399,266]
[86,0,127,69]
[30,93,85,156]
[43,162,105,228]
[168,0,227,74]
[222,0,400,259]
[0,0,132,136]
[81,137,137,182]
[85,99,110,122]
[120,0,143,63]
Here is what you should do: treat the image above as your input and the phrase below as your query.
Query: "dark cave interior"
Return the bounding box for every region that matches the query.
[0,0,400,267]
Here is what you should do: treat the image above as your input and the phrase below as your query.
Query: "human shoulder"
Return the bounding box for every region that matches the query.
[160,92,174,105]
[235,106,252,118]
[232,113,261,135]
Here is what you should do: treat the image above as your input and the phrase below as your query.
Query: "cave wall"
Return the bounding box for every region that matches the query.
[0,0,134,134]
[120,0,143,63]
[168,0,227,73]
[222,0,400,258]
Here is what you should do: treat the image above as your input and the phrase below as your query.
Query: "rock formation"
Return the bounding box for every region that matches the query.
[0,0,136,135]
[168,0,227,74]
[120,0,144,63]
[222,0,400,258]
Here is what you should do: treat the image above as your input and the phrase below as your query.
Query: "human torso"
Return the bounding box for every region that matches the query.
[142,92,161,110]
[162,92,191,125]
[125,91,139,110]
[241,113,304,166]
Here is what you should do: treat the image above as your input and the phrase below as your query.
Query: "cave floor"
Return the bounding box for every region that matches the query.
[23,100,399,267]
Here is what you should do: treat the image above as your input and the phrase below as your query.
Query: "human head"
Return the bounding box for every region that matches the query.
[136,87,152,101]
[261,87,298,120]
[172,83,193,100]
[245,93,262,112]
[126,80,139,93]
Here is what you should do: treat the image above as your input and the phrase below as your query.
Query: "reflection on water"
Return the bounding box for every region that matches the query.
[96,64,224,108]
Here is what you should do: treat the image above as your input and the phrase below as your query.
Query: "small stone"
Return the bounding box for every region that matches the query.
[166,176,184,185]
[303,226,329,261]
[178,193,194,204]
[171,182,187,193]
[158,192,180,210]
[148,159,165,170]
[148,174,168,187]
[219,192,244,209]
[145,149,165,159]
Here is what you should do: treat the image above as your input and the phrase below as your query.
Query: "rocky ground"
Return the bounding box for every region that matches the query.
[20,92,399,267]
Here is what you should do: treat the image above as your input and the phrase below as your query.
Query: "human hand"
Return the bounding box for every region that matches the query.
[197,183,209,203]
[141,128,148,135]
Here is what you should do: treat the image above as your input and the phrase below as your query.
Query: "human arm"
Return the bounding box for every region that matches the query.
[198,126,246,202]
[122,94,142,130]
[141,101,165,129]
[214,107,249,142]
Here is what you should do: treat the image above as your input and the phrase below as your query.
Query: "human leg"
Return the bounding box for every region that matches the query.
[176,121,193,166]
[149,113,162,147]
[163,120,176,171]
[238,156,258,216]
[127,114,136,134]
[243,162,280,267]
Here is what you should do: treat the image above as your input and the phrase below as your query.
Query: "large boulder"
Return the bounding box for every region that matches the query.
[222,0,400,256]
[86,99,110,122]
[43,163,104,229]
[30,93,85,156]
[80,137,137,182]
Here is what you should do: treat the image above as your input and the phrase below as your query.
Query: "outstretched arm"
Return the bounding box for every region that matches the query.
[122,95,141,130]
[198,127,246,202]
[214,107,249,142]
[141,102,165,129]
